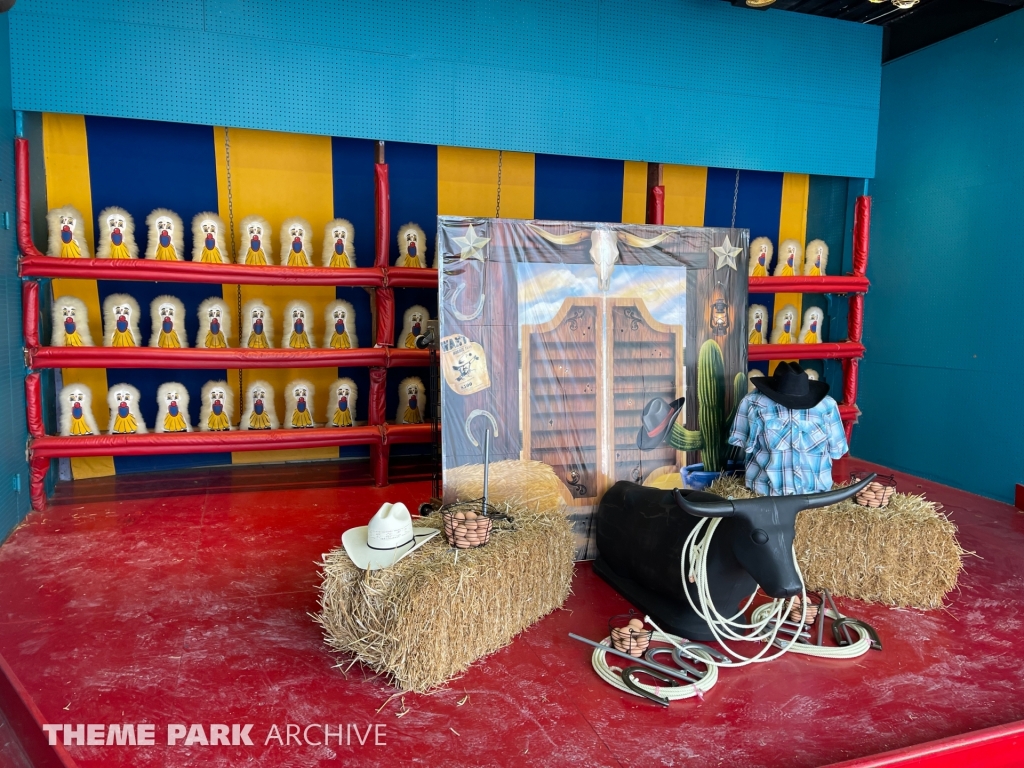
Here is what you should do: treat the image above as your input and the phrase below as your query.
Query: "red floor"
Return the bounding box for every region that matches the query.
[0,457,1023,767]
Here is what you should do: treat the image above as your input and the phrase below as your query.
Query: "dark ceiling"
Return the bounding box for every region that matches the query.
[724,0,1021,61]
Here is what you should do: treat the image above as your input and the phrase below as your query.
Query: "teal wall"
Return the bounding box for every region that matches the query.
[7,0,881,178]
[855,10,1024,502]
[0,13,30,540]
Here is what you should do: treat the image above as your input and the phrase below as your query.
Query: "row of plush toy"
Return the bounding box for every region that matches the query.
[47,206,431,268]
[58,376,427,436]
[748,237,829,277]
[53,294,431,351]
[748,303,825,345]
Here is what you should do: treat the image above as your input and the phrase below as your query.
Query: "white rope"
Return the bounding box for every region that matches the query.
[674,516,871,665]
[590,632,719,701]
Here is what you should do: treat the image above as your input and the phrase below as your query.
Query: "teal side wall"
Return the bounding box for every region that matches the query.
[855,10,1024,502]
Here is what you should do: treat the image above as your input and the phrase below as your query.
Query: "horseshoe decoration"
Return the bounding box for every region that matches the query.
[449,281,485,322]
[465,409,499,448]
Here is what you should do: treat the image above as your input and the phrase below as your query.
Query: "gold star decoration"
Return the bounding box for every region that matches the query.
[711,235,741,271]
[453,224,491,262]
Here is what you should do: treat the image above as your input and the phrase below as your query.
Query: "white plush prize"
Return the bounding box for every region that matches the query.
[282,300,314,349]
[59,383,100,436]
[281,216,313,267]
[46,205,89,259]
[324,299,357,349]
[51,295,93,347]
[145,208,184,261]
[749,237,772,277]
[770,304,799,345]
[96,207,138,260]
[200,380,234,432]
[804,240,829,276]
[197,297,232,349]
[748,304,768,345]
[774,239,802,277]
[155,382,192,433]
[327,377,357,428]
[799,306,824,344]
[285,378,316,429]
[323,218,355,267]
[396,222,427,268]
[398,305,429,349]
[238,215,272,265]
[241,379,278,430]
[397,376,426,424]
[102,293,141,348]
[149,295,188,349]
[192,212,230,264]
[242,299,273,349]
[107,383,147,434]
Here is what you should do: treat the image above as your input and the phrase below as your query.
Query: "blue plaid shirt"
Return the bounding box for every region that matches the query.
[728,392,848,496]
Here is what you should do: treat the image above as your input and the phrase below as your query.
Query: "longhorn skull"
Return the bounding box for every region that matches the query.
[527,224,681,291]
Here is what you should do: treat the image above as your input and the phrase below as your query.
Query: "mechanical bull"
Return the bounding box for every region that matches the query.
[594,476,874,640]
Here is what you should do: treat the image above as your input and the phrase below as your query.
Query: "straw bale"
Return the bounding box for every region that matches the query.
[707,477,965,609]
[315,505,575,692]
[443,460,570,514]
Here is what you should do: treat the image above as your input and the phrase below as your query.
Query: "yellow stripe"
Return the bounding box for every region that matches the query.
[216,127,339,464]
[42,113,115,479]
[620,161,647,224]
[437,146,534,219]
[663,165,708,226]
[770,172,810,374]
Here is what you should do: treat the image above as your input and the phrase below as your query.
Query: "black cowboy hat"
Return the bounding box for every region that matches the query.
[751,362,830,410]
[636,396,685,450]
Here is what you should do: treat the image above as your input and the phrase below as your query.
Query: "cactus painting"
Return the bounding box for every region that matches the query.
[666,339,746,473]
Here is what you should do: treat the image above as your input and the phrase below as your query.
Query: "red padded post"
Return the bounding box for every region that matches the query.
[25,373,44,438]
[647,186,664,225]
[22,279,38,350]
[852,195,871,277]
[15,137,45,261]
[375,162,390,270]
[369,366,389,487]
[29,455,48,511]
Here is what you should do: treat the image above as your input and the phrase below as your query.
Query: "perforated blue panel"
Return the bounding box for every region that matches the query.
[8,0,881,177]
[0,14,30,540]
[857,11,1024,503]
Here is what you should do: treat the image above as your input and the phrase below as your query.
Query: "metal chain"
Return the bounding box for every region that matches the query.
[224,127,243,404]
[496,150,503,218]
[731,169,740,228]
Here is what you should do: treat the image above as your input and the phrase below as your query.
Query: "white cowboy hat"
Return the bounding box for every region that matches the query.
[342,502,438,571]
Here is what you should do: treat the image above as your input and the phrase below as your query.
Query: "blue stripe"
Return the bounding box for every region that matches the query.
[331,137,376,455]
[387,142,438,453]
[85,115,229,471]
[534,154,623,223]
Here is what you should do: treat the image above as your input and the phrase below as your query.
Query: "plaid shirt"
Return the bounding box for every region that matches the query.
[728,392,848,496]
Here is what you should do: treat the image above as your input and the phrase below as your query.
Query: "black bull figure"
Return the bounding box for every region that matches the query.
[593,476,875,640]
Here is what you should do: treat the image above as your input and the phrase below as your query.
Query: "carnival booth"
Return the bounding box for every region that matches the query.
[0,1,1021,766]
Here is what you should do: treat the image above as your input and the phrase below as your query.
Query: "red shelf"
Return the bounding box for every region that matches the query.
[747,342,865,362]
[748,275,869,294]
[29,423,433,459]
[19,255,438,289]
[27,346,430,370]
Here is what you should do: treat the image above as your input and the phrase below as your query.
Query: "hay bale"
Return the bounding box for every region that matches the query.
[315,506,575,692]
[443,460,570,514]
[707,476,965,609]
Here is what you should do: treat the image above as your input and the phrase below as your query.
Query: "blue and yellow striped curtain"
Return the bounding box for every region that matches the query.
[41,113,839,479]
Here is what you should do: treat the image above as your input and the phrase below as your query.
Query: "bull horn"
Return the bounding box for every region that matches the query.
[527,224,591,246]
[618,230,681,248]
[794,474,876,510]
[673,489,736,518]
[729,474,877,516]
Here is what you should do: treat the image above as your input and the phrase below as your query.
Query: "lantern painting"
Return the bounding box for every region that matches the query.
[710,286,730,336]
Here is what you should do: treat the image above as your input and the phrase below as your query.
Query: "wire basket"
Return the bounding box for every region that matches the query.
[438,500,509,549]
[851,473,897,509]
[608,611,653,657]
